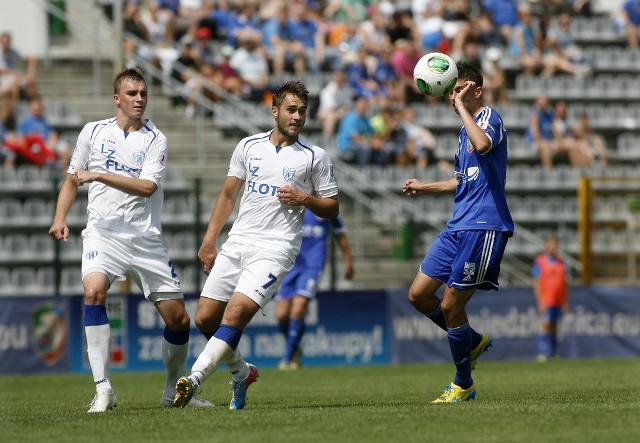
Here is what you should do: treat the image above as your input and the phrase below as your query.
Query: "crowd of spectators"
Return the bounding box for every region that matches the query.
[2,0,623,171]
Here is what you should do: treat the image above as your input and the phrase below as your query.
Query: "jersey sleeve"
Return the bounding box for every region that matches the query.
[227,141,246,180]
[477,108,505,155]
[138,131,168,186]
[311,148,338,198]
[67,123,93,174]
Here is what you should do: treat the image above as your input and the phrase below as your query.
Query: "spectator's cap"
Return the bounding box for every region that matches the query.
[196,27,212,40]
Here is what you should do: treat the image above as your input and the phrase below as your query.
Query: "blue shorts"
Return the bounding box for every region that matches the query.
[420,229,510,291]
[276,266,322,301]
[544,306,563,322]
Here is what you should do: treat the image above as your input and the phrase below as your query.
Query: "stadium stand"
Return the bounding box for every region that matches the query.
[3,0,640,292]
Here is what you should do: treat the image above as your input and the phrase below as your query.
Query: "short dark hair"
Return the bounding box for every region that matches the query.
[113,67,146,94]
[456,61,483,87]
[272,81,309,109]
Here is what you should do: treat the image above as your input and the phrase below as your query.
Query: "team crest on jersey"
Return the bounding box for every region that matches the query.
[133,151,146,166]
[463,262,476,282]
[283,166,296,181]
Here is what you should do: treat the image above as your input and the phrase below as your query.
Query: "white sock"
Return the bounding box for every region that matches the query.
[85,324,112,393]
[191,336,232,383]
[162,339,188,397]
[226,347,249,382]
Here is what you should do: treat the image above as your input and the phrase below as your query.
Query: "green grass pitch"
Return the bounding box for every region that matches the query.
[1,358,639,443]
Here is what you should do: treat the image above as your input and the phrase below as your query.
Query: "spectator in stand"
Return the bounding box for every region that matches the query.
[15,95,70,169]
[385,10,418,46]
[401,107,452,171]
[226,1,261,47]
[508,4,543,75]
[481,46,510,106]
[541,12,590,78]
[262,6,307,75]
[573,113,609,168]
[229,29,270,103]
[336,95,380,167]
[346,47,388,107]
[317,68,354,141]
[0,31,38,124]
[526,95,572,169]
[193,26,217,67]
[389,38,424,103]
[288,2,325,74]
[552,100,588,168]
[358,8,392,59]
[370,105,405,166]
[481,0,520,45]
[139,1,180,80]
[169,36,200,107]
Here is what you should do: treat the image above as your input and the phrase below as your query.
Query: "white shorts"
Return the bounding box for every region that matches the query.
[201,241,294,309]
[82,228,182,302]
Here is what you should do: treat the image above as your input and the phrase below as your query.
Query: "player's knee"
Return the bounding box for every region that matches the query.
[166,310,190,331]
[83,286,106,305]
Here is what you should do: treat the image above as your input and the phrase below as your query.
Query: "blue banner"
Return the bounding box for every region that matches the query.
[0,297,70,374]
[1,286,638,375]
[388,286,640,363]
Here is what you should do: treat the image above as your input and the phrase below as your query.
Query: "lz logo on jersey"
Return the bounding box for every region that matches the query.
[463,262,476,282]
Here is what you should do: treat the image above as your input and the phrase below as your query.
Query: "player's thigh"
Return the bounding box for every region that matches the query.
[235,253,294,310]
[200,242,242,303]
[130,235,182,300]
[81,229,130,284]
[449,230,509,290]
[408,271,443,303]
[420,229,457,283]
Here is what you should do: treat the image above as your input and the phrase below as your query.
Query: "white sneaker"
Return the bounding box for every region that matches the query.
[162,390,214,408]
[87,390,117,413]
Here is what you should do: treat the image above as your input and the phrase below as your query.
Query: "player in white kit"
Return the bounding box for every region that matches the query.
[48,68,212,412]
[173,81,339,410]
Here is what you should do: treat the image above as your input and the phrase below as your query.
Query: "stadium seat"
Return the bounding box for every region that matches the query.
[60,267,84,295]
[179,265,200,293]
[11,267,38,295]
[60,233,82,261]
[4,234,30,261]
[0,267,11,295]
[169,232,196,261]
[36,267,56,292]
[0,198,23,226]
[22,198,53,226]
[29,233,56,261]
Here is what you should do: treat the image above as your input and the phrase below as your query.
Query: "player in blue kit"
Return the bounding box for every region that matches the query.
[402,62,514,403]
[275,211,354,370]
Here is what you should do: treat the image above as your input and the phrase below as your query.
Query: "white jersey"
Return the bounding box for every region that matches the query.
[227,131,338,261]
[68,117,167,236]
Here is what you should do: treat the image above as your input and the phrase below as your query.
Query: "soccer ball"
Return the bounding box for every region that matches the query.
[413,52,458,98]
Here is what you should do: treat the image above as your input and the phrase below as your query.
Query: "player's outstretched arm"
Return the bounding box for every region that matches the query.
[403,177,457,196]
[48,173,79,242]
[75,170,157,197]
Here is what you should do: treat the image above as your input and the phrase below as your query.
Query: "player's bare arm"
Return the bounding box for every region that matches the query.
[403,177,458,196]
[277,185,339,219]
[453,81,491,154]
[199,176,244,274]
[48,173,79,241]
[74,170,157,197]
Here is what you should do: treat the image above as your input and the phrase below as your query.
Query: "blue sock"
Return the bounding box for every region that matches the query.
[447,323,473,389]
[279,321,289,338]
[164,327,189,345]
[426,304,447,330]
[213,324,243,351]
[84,304,108,326]
[537,334,548,356]
[428,304,483,350]
[549,333,558,357]
[284,318,305,362]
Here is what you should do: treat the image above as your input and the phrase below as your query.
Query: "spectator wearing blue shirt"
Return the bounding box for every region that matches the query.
[336,95,378,166]
[16,96,70,168]
[621,0,640,47]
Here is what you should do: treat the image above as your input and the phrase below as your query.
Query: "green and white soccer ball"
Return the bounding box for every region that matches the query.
[413,52,458,98]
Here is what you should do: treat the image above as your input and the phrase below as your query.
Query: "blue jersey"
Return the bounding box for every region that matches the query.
[295,211,345,270]
[448,106,514,234]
